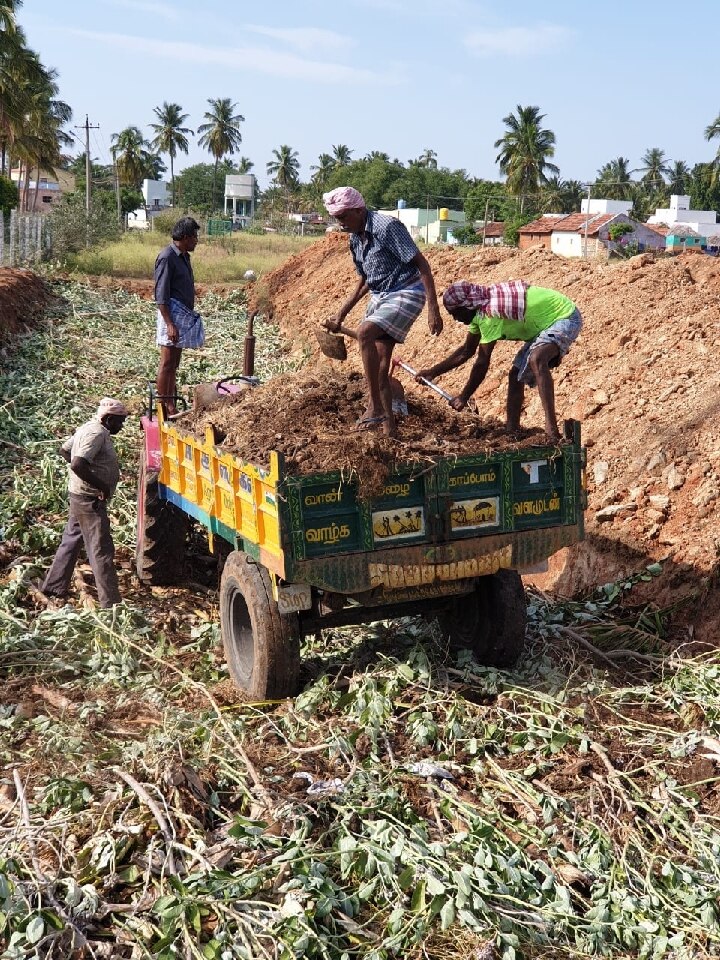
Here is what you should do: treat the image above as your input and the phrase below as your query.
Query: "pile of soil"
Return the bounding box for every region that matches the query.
[181,369,549,498]
[0,268,51,346]
[248,237,720,640]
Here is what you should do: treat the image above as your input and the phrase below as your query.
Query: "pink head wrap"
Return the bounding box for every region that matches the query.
[323,187,366,216]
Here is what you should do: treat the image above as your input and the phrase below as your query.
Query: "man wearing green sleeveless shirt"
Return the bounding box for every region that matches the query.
[416,280,582,442]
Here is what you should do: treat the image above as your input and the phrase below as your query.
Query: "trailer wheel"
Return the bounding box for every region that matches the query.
[135,454,188,585]
[439,570,527,668]
[219,551,300,699]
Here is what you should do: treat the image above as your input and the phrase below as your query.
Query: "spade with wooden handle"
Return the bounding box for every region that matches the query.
[315,320,357,361]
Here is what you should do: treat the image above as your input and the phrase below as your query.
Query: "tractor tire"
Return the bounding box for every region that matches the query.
[135,454,188,585]
[439,570,527,668]
[219,550,300,699]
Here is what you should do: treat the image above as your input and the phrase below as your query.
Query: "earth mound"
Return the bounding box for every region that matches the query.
[249,238,720,640]
[0,268,51,345]
[180,369,550,498]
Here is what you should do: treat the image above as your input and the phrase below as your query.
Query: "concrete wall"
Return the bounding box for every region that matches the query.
[142,179,169,208]
[582,198,632,215]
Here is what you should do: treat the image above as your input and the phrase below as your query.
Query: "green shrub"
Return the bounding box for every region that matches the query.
[48,192,120,256]
[451,223,482,245]
[608,222,634,242]
[0,174,19,215]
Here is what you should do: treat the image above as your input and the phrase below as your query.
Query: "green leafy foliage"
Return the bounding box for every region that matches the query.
[0,174,19,215]
[1,281,719,959]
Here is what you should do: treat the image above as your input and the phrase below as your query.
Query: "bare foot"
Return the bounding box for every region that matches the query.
[354,415,386,432]
[382,415,397,438]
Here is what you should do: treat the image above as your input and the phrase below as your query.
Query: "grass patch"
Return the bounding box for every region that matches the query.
[65,230,317,281]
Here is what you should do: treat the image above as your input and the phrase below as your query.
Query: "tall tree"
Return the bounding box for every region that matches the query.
[237,157,254,174]
[638,147,670,188]
[595,157,634,200]
[197,97,244,211]
[415,148,438,169]
[332,143,353,167]
[668,160,691,195]
[111,126,151,189]
[0,14,46,175]
[149,102,192,206]
[267,145,300,213]
[310,152,334,188]
[494,105,559,211]
[17,63,72,211]
[704,113,720,184]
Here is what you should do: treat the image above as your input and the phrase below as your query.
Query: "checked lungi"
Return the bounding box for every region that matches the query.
[363,283,426,343]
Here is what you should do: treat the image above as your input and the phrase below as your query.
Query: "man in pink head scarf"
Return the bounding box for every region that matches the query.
[417,279,582,442]
[322,186,443,437]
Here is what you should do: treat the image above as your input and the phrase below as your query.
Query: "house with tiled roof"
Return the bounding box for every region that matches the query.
[518,214,567,251]
[551,211,666,257]
[479,221,505,245]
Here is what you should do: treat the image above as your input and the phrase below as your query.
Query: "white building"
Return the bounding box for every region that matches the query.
[647,194,719,234]
[224,174,257,226]
[377,205,466,244]
[581,198,632,216]
[127,179,171,230]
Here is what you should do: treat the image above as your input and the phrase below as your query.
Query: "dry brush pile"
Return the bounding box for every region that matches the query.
[0,275,719,959]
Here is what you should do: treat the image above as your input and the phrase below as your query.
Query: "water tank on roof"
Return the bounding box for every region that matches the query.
[439,207,449,221]
[397,199,407,209]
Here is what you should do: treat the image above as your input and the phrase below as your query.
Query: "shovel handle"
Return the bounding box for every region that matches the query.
[392,357,454,403]
[324,319,357,340]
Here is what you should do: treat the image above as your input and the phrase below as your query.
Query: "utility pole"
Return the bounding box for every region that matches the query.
[74,115,100,218]
[583,183,591,258]
[114,158,122,226]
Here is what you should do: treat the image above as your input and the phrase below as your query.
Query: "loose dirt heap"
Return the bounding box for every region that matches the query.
[181,368,548,497]
[0,268,51,345]
[249,236,720,639]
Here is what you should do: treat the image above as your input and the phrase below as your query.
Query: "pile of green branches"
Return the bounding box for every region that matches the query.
[1,281,719,960]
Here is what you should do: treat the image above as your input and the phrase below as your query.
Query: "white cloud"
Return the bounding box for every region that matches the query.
[243,26,353,54]
[464,24,572,57]
[66,29,404,85]
[102,0,177,20]
[67,29,405,86]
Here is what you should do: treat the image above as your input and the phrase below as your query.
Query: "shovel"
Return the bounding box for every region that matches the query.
[315,320,357,361]
[392,357,454,403]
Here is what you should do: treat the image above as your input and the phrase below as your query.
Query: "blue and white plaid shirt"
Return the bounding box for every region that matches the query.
[349,211,421,294]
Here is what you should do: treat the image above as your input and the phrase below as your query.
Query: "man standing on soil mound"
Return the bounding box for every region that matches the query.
[417,280,582,442]
[323,187,443,437]
[40,397,129,609]
[154,216,203,416]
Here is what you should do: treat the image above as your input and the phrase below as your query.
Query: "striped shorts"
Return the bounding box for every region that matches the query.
[363,283,426,344]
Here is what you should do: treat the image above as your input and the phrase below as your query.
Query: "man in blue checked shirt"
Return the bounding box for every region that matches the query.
[154,216,201,415]
[323,187,443,438]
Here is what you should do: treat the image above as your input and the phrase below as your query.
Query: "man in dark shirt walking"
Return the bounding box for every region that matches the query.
[323,187,442,437]
[154,216,200,414]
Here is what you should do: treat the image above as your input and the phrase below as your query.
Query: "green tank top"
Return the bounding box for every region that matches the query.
[468,286,575,343]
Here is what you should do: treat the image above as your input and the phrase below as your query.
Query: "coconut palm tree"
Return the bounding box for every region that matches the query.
[17,64,72,211]
[704,113,720,183]
[310,152,334,187]
[595,157,634,200]
[197,97,244,211]
[538,176,584,214]
[0,18,46,175]
[637,147,670,188]
[365,151,390,163]
[267,145,300,214]
[237,157,254,174]
[149,102,192,206]
[332,144,353,167]
[494,105,558,211]
[110,126,151,190]
[267,144,300,188]
[416,147,438,169]
[668,160,691,195]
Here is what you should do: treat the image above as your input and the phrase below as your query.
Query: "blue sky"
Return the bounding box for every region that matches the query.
[21,0,720,190]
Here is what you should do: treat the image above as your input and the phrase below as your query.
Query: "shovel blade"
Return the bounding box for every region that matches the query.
[315,326,347,361]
